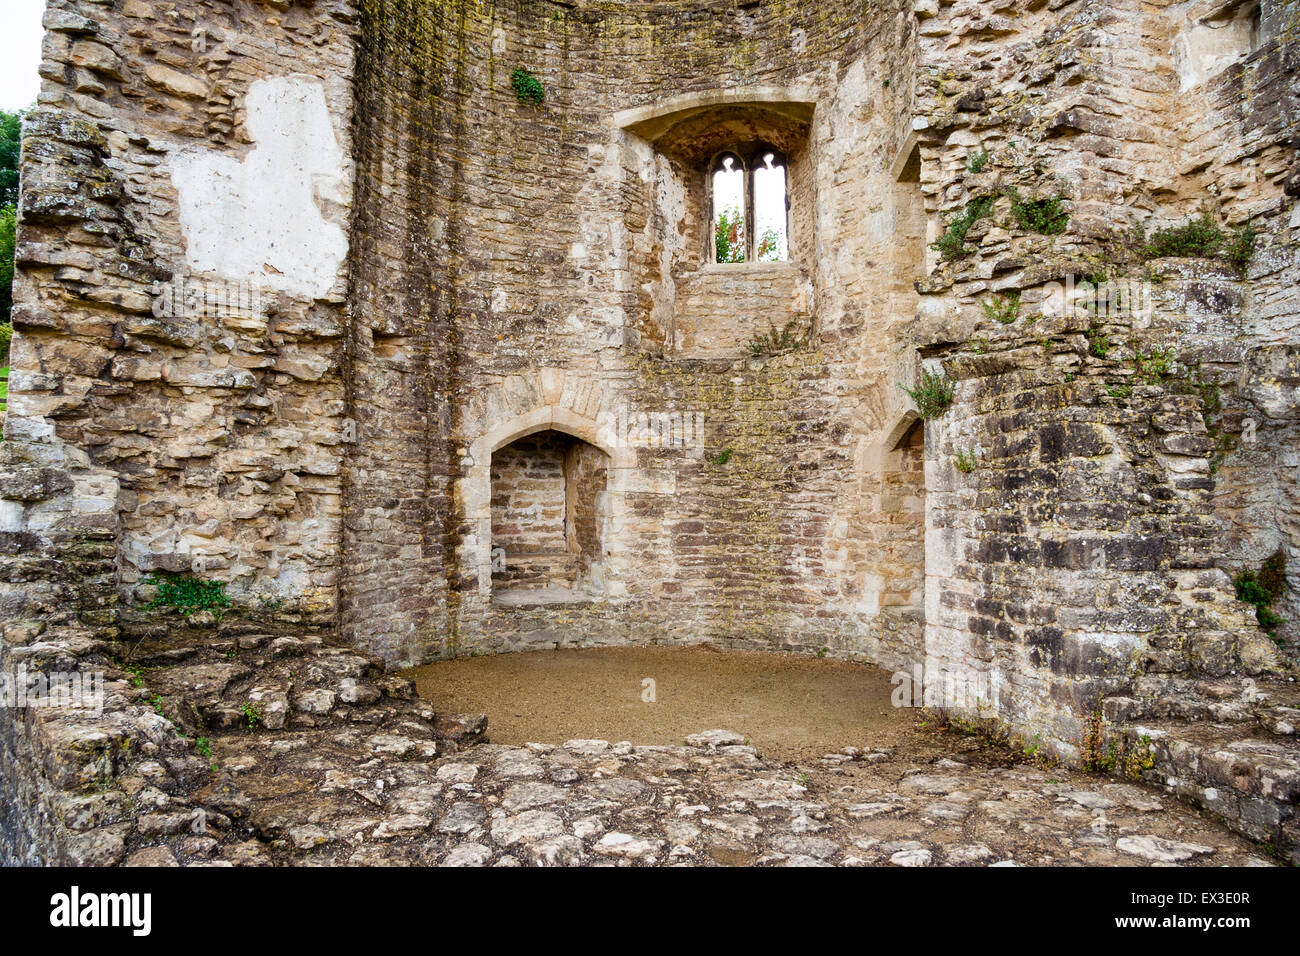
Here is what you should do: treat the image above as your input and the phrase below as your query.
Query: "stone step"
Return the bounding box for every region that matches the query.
[1109,675,1300,728]
[1117,717,1300,864]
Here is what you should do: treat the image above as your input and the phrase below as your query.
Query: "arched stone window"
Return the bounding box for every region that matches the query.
[711,152,747,263]
[710,146,789,264]
[752,149,789,262]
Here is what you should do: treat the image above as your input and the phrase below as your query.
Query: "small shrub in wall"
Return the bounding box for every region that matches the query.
[143,574,233,620]
[899,368,956,419]
[1005,186,1069,236]
[931,195,995,261]
[511,68,545,106]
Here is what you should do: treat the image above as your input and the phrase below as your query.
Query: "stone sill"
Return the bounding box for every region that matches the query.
[693,260,802,278]
[491,587,598,608]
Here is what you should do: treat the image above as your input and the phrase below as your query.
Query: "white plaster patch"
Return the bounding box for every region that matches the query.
[1174,18,1255,91]
[170,75,348,299]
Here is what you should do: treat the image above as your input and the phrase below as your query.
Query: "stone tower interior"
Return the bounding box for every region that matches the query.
[2,0,1300,867]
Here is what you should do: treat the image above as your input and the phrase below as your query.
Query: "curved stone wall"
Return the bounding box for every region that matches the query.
[0,3,1297,861]
[340,0,928,668]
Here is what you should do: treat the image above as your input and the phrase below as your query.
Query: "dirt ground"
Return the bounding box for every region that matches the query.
[402,645,918,763]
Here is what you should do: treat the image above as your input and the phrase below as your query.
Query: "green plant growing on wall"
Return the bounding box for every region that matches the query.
[1139,210,1256,269]
[714,206,745,263]
[967,150,990,173]
[144,574,233,619]
[1122,735,1156,780]
[123,661,147,688]
[1179,373,1234,473]
[712,448,733,466]
[931,195,994,260]
[1005,186,1069,235]
[510,67,545,105]
[1086,324,1110,359]
[1234,550,1287,642]
[1080,697,1110,773]
[1223,220,1257,268]
[953,448,979,473]
[1133,345,1175,384]
[981,291,1020,325]
[748,320,802,357]
[195,735,216,772]
[900,368,956,419]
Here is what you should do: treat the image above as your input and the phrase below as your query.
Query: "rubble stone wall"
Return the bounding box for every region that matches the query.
[1,0,1297,792]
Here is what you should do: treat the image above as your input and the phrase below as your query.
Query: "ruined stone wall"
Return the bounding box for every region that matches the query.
[906,0,1298,752]
[3,0,359,629]
[2,0,1296,770]
[340,0,930,668]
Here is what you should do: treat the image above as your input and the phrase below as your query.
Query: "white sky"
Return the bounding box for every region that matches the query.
[1,0,46,112]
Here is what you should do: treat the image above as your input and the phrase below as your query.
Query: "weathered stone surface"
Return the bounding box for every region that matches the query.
[1115,836,1215,864]
[2,0,1300,869]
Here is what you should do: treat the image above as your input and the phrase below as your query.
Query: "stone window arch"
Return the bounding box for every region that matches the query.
[709,146,790,264]
[710,151,747,263]
[751,147,789,262]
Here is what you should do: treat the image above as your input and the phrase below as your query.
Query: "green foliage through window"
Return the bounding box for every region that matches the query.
[0,108,22,332]
[1,206,14,331]
[0,110,21,208]
[714,205,745,263]
[756,228,783,262]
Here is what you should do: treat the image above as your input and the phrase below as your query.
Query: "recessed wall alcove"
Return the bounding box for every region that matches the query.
[459,385,637,613]
[489,430,610,605]
[617,89,818,358]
